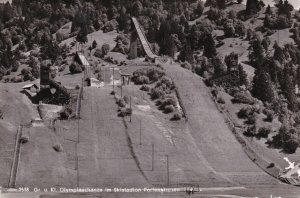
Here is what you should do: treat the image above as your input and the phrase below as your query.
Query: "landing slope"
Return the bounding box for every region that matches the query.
[162,63,279,185]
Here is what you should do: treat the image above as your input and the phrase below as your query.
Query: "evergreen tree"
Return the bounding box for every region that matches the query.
[246,0,264,15]
[238,64,248,86]
[2,2,14,23]
[225,52,239,71]
[276,0,293,16]
[217,0,226,9]
[282,67,298,111]
[194,1,204,17]
[264,14,272,28]
[203,33,216,58]
[211,54,227,77]
[262,37,271,52]
[276,0,284,14]
[118,6,129,32]
[157,20,172,46]
[178,40,194,63]
[248,38,265,67]
[76,24,88,44]
[273,44,285,63]
[159,35,176,58]
[266,4,272,14]
[283,0,293,18]
[251,69,275,102]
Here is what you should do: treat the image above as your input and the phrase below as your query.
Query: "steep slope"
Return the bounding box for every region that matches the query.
[162,63,279,185]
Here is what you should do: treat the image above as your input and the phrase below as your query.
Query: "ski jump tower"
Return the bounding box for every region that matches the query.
[129,17,160,62]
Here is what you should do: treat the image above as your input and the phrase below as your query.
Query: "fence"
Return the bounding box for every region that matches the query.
[8,126,22,188]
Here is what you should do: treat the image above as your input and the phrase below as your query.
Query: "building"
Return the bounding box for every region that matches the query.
[74,52,91,80]
[120,73,131,86]
[22,83,39,98]
[22,83,39,92]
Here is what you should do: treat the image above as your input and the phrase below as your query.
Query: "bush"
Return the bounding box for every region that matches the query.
[101,43,110,56]
[283,139,299,154]
[159,96,177,110]
[123,95,129,104]
[60,107,73,120]
[111,90,116,95]
[118,108,132,117]
[116,98,126,107]
[246,113,257,125]
[69,62,83,74]
[171,113,181,121]
[244,125,257,137]
[135,76,150,85]
[132,68,165,84]
[140,85,150,92]
[11,76,23,83]
[276,15,293,29]
[3,77,10,83]
[217,97,225,104]
[263,109,274,122]
[151,87,165,100]
[232,92,255,105]
[164,105,175,113]
[159,76,174,90]
[92,40,97,49]
[21,68,34,81]
[211,88,218,98]
[12,61,20,72]
[103,19,119,33]
[53,143,63,152]
[20,134,29,144]
[257,127,271,138]
[59,64,66,72]
[205,79,213,87]
[94,48,103,58]
[237,106,256,119]
[148,69,165,82]
[267,163,275,168]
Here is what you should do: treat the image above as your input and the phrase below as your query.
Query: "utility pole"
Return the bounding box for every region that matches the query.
[130,96,132,122]
[77,155,79,187]
[113,67,115,89]
[77,118,80,143]
[166,155,169,185]
[152,143,154,171]
[121,85,123,97]
[139,120,142,145]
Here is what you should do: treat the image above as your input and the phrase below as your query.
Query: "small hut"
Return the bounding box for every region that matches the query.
[120,73,131,85]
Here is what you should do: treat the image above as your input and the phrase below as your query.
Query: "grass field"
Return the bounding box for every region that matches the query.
[0,82,37,187]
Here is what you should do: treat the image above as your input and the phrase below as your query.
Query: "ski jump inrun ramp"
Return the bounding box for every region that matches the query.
[131,17,160,61]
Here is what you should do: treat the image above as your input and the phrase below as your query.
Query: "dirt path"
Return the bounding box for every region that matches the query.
[162,63,279,186]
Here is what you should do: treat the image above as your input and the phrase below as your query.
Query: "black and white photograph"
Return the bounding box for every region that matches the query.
[1,0,300,197]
